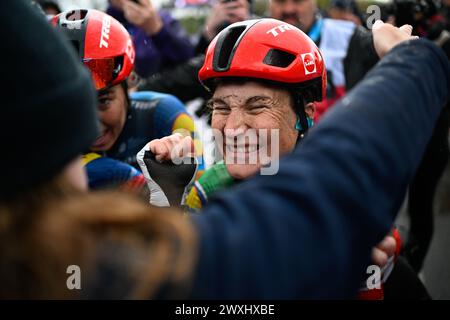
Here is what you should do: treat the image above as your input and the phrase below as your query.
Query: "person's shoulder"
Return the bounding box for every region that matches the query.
[131,91,186,111]
[131,90,167,101]
[130,91,181,107]
[131,91,181,102]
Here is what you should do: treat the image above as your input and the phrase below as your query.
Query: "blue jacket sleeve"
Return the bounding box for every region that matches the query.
[189,39,450,299]
[130,91,190,138]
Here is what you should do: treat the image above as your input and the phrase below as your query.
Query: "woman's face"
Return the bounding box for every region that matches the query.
[210,81,299,179]
[90,84,127,152]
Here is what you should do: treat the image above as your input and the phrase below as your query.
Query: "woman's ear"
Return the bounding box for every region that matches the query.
[304,102,316,119]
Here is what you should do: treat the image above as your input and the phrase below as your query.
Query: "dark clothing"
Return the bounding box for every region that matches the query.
[189,39,449,299]
[384,256,431,300]
[195,33,214,56]
[344,26,379,90]
[1,0,98,200]
[138,55,208,104]
[402,31,450,273]
[404,108,449,272]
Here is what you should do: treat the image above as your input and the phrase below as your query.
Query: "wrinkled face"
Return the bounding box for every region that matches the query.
[91,84,127,152]
[269,0,317,32]
[210,81,298,180]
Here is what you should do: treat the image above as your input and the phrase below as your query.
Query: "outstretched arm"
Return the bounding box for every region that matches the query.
[191,37,449,299]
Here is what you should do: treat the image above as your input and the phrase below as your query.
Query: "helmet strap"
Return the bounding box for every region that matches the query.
[292,92,309,139]
[295,116,314,131]
[295,117,303,131]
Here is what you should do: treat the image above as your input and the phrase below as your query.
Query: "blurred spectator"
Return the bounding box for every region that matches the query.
[138,0,254,115]
[442,0,450,29]
[107,0,194,77]
[196,0,253,54]
[390,0,445,37]
[175,0,211,6]
[139,0,375,121]
[327,0,362,26]
[269,0,378,121]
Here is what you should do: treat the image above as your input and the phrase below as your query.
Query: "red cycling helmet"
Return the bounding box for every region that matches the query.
[52,9,135,91]
[199,18,326,103]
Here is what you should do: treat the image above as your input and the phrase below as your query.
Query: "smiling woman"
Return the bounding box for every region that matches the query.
[209,80,300,179]
[194,18,323,181]
[91,85,128,152]
[52,9,201,181]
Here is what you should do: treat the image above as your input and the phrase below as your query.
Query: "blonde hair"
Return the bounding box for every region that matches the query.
[0,174,197,299]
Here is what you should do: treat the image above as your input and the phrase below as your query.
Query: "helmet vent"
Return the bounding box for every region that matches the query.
[263,49,296,68]
[113,56,124,80]
[214,26,247,71]
[66,9,88,21]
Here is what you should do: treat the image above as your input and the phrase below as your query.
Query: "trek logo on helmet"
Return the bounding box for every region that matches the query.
[100,15,111,48]
[126,39,135,63]
[266,24,295,37]
[301,53,316,75]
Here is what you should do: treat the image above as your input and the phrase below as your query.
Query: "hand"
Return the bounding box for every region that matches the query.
[372,20,418,58]
[204,0,250,41]
[137,134,198,206]
[109,0,125,10]
[148,133,196,163]
[371,235,397,268]
[122,0,163,36]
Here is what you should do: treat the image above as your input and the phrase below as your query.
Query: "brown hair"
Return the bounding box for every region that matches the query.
[0,174,197,299]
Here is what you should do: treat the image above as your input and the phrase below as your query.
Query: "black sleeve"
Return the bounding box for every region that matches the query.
[195,34,212,56]
[344,26,379,90]
[137,55,209,103]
